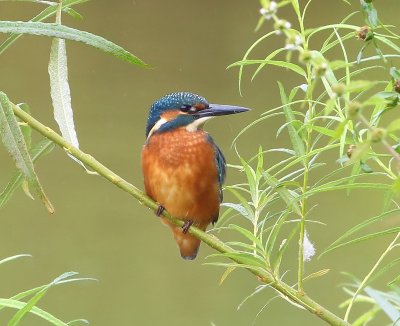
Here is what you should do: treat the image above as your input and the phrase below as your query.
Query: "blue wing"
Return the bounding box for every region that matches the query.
[206,134,226,203]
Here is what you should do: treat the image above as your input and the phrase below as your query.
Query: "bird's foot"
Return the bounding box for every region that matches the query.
[182,220,193,234]
[155,205,165,217]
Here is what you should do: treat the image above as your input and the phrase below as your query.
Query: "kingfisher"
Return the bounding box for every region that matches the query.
[141,92,250,260]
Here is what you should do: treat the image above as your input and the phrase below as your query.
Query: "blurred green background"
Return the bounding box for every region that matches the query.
[0,1,399,325]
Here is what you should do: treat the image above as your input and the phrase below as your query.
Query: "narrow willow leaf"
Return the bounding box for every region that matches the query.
[352,307,380,326]
[265,211,290,257]
[225,187,255,222]
[63,7,83,20]
[322,209,400,257]
[278,82,306,159]
[48,36,91,171]
[387,118,400,133]
[219,266,236,286]
[220,203,249,219]
[0,299,67,326]
[323,227,400,254]
[0,21,148,67]
[0,276,97,315]
[263,170,301,216]
[364,287,400,322]
[303,269,330,282]
[251,48,288,82]
[229,59,306,78]
[237,284,270,311]
[0,139,54,208]
[346,80,378,93]
[273,224,298,275]
[67,319,89,325]
[17,103,32,150]
[0,254,31,265]
[229,224,264,250]
[0,0,90,55]
[230,30,277,95]
[360,1,378,27]
[0,93,54,213]
[8,272,78,326]
[390,67,400,80]
[21,179,34,200]
[375,35,400,54]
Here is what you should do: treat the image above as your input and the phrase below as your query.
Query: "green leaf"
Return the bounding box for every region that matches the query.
[323,227,400,254]
[228,59,306,78]
[322,209,400,257]
[63,7,84,20]
[0,93,54,213]
[8,272,78,326]
[272,224,298,275]
[0,276,97,314]
[0,0,90,55]
[303,269,330,282]
[375,35,400,54]
[352,306,380,326]
[17,103,32,150]
[364,287,400,322]
[48,28,94,173]
[345,80,378,93]
[360,0,378,27]
[229,30,277,95]
[390,67,400,80]
[0,21,148,67]
[251,48,288,82]
[263,170,301,216]
[0,139,54,208]
[387,118,400,133]
[225,187,255,222]
[305,23,359,39]
[278,82,306,160]
[0,254,31,265]
[229,224,264,251]
[0,299,67,326]
[219,266,236,286]
[67,319,89,325]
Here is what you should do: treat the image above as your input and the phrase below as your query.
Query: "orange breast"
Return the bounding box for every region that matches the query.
[141,128,220,229]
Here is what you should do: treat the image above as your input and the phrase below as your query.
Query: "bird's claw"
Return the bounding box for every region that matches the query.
[155,205,165,217]
[182,220,193,234]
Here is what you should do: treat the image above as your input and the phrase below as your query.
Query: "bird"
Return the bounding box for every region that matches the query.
[141,92,250,260]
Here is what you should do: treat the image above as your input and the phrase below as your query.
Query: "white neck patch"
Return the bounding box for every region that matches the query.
[147,118,167,139]
[186,116,213,132]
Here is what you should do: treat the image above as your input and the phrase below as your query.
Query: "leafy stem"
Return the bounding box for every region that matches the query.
[10,98,350,326]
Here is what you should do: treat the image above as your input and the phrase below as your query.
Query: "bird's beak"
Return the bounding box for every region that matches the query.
[195,104,251,118]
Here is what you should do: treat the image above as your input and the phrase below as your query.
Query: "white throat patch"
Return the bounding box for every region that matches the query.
[186,116,213,132]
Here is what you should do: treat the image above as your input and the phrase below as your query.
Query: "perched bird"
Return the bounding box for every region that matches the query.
[142,92,250,259]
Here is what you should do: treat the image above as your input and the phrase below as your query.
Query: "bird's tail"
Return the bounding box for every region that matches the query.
[163,220,203,260]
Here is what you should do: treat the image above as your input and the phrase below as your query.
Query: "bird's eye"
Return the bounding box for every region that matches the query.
[180,105,196,113]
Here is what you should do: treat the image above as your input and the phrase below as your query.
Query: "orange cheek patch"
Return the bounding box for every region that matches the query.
[160,110,181,121]
[194,103,206,110]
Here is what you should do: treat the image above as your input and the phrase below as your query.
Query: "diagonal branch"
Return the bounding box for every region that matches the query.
[11,103,350,326]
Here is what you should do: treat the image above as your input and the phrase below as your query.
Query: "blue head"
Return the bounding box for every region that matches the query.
[145,92,250,138]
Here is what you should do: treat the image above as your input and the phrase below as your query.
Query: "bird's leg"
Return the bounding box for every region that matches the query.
[182,220,193,234]
[155,205,165,217]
